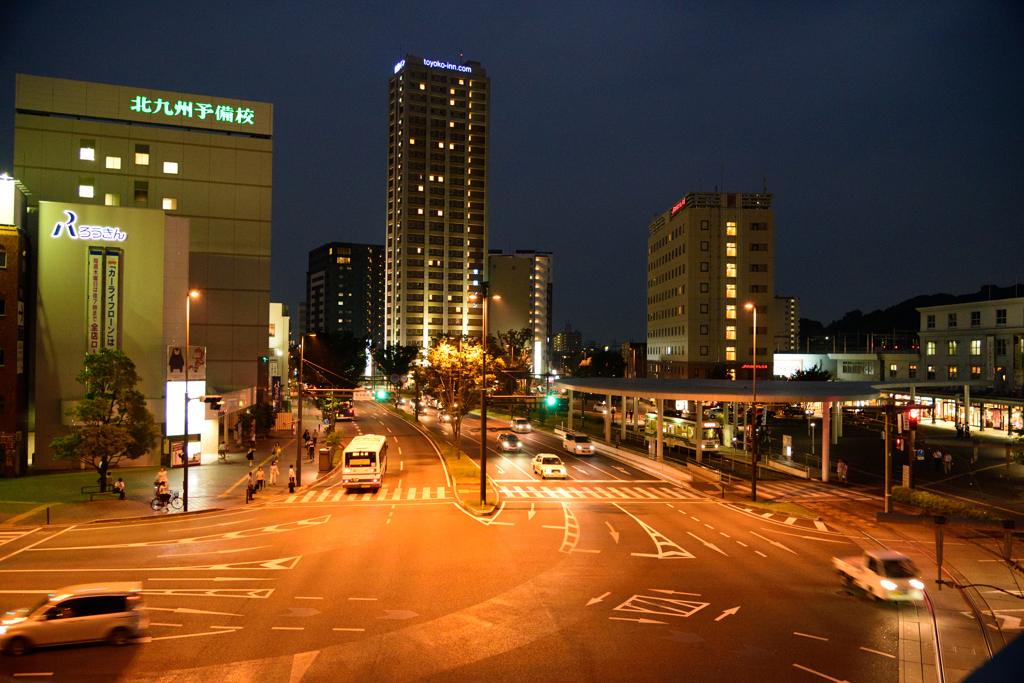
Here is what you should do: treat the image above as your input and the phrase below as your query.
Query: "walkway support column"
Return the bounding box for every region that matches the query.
[604,393,612,444]
[620,395,627,441]
[696,401,704,463]
[821,400,832,483]
[832,403,839,445]
[656,398,664,462]
[964,383,971,432]
[568,390,574,431]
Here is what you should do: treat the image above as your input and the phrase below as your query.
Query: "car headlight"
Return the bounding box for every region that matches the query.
[0,625,7,635]
[880,580,897,591]
[910,579,924,590]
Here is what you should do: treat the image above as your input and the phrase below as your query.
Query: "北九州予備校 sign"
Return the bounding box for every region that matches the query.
[130,96,256,125]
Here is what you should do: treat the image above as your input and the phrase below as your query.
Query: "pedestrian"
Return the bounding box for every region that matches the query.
[114,478,126,500]
[943,451,953,475]
[955,423,963,439]
[312,428,318,450]
[256,466,266,491]
[154,467,168,488]
[302,429,309,443]
[247,471,255,500]
[270,460,279,485]
[288,465,296,493]
[932,448,942,473]
[273,442,281,458]
[307,440,315,461]
[246,446,255,465]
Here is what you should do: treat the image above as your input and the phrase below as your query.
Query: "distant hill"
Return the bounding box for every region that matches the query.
[802,284,1023,337]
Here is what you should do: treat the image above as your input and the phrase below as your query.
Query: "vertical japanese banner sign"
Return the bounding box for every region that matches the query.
[87,247,104,354]
[103,249,122,349]
[985,336,994,381]
[271,376,282,413]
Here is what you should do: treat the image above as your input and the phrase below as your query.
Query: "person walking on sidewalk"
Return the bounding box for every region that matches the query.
[943,451,953,475]
[256,466,266,491]
[246,446,255,466]
[270,461,279,486]
[288,465,296,493]
[114,478,126,500]
[247,471,255,501]
[302,429,309,444]
[154,467,168,488]
[932,448,942,473]
[307,440,315,461]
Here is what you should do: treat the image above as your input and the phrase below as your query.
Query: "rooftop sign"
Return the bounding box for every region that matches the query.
[423,58,472,73]
[671,198,686,215]
[51,210,126,242]
[129,96,255,125]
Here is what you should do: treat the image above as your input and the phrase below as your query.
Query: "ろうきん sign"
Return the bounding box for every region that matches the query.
[52,211,126,242]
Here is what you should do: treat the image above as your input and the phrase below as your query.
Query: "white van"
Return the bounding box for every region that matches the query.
[0,582,148,655]
[562,431,595,455]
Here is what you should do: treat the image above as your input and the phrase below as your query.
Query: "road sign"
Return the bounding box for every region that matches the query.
[390,374,400,385]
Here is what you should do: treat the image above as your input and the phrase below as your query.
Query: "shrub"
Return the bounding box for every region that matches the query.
[890,486,997,520]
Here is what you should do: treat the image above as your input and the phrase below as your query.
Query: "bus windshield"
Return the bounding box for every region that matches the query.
[345,451,377,468]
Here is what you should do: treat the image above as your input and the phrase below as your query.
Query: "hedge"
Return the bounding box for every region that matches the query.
[890,486,997,520]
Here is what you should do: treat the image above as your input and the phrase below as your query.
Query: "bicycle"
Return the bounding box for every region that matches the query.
[151,489,183,511]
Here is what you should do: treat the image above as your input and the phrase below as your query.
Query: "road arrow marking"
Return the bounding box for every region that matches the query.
[528,503,536,520]
[609,617,667,625]
[715,606,740,621]
[495,465,505,474]
[606,522,620,543]
[282,607,321,617]
[648,590,701,596]
[613,466,630,475]
[587,591,611,606]
[750,532,797,555]
[378,609,418,620]
[147,607,241,617]
[686,532,728,556]
[792,663,849,682]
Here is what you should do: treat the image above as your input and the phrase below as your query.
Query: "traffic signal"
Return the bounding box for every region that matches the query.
[907,407,919,430]
[375,389,389,401]
[895,436,904,451]
[202,395,224,411]
[546,394,557,407]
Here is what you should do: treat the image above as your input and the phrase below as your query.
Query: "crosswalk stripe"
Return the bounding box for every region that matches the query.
[285,495,298,503]
[331,489,345,502]
[437,487,446,499]
[784,517,797,525]
[392,489,403,500]
[378,487,389,500]
[422,487,431,500]
[814,521,828,531]
[633,487,659,499]
[316,490,331,502]
[608,487,634,498]
[660,488,685,499]
[407,487,416,500]
[360,492,373,501]
[301,491,317,503]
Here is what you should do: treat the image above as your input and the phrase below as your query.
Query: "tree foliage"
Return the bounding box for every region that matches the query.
[422,338,501,447]
[489,327,533,394]
[304,330,366,389]
[571,350,625,378]
[251,402,277,437]
[373,343,420,388]
[50,349,159,490]
[789,362,835,381]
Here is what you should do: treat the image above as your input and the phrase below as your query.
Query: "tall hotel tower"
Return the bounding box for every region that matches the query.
[386,56,489,347]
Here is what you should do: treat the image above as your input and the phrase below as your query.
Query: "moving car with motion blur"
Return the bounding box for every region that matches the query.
[0,582,148,656]
[833,550,925,601]
[510,417,531,433]
[496,433,522,452]
[438,411,452,423]
[533,453,568,479]
[562,431,595,455]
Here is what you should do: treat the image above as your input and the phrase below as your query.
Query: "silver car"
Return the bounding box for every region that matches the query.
[1,582,148,655]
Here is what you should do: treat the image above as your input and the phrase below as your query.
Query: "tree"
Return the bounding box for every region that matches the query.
[304,330,366,390]
[422,338,493,449]
[50,349,159,491]
[790,362,835,381]
[251,402,276,437]
[373,343,420,392]
[490,327,533,397]
[572,350,625,378]
[236,411,255,443]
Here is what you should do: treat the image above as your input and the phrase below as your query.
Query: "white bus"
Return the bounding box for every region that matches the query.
[342,434,388,490]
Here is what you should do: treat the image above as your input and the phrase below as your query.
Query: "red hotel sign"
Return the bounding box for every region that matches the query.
[671,198,686,215]
[741,364,769,369]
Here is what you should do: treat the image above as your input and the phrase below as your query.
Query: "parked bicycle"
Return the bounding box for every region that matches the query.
[151,488,183,511]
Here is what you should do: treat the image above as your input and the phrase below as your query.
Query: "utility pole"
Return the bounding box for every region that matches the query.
[295,334,314,488]
[478,282,491,506]
[745,303,758,502]
[884,396,894,513]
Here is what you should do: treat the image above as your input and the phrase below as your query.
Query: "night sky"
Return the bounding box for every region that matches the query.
[1,1,1021,346]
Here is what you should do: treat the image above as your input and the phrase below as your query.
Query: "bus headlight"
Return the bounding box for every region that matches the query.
[880,580,897,591]
[910,579,924,590]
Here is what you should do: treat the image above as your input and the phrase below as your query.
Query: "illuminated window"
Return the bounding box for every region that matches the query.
[948,365,958,380]
[134,181,148,202]
[417,209,424,215]
[726,305,736,319]
[162,197,177,210]
[726,242,737,257]
[970,339,981,356]
[971,365,981,379]
[726,284,736,299]
[909,364,917,379]
[419,83,425,90]
[726,263,737,278]
[926,341,935,356]
[947,340,958,355]
[726,221,736,236]
[438,142,444,148]
[163,161,179,174]
[437,210,443,217]
[134,144,150,165]
[725,347,736,361]
[418,185,424,191]
[337,257,351,264]
[725,325,737,340]
[79,139,95,161]
[105,156,121,169]
[889,364,898,375]
[104,193,120,206]
[78,177,94,198]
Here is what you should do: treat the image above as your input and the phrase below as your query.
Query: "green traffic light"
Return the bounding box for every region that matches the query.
[546,395,557,406]
[376,390,388,400]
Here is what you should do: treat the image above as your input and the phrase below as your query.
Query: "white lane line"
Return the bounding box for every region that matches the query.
[209,625,239,629]
[348,597,377,601]
[755,550,768,558]
[794,632,828,641]
[751,531,798,555]
[737,542,748,547]
[791,663,849,682]
[12,674,54,677]
[333,627,366,632]
[149,622,183,627]
[400,461,404,471]
[720,533,730,538]
[295,596,323,600]
[704,524,714,530]
[151,629,238,641]
[690,517,700,522]
[860,646,896,658]
[272,627,304,631]
[0,525,76,564]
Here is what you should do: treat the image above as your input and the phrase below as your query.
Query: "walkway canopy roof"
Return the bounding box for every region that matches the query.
[553,378,882,404]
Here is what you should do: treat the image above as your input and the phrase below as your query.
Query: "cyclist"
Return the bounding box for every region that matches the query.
[155,481,171,511]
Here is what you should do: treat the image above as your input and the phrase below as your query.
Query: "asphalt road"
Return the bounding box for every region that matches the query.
[0,403,900,682]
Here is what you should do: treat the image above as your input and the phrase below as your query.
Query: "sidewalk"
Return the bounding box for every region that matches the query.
[0,407,330,526]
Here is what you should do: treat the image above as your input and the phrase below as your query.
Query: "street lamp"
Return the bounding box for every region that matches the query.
[470,286,499,506]
[295,333,316,488]
[744,302,758,502]
[183,290,199,512]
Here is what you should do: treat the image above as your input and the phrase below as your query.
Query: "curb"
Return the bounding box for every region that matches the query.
[85,507,225,524]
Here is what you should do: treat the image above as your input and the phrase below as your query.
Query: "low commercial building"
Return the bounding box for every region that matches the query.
[773,296,799,352]
[0,176,30,476]
[774,352,920,382]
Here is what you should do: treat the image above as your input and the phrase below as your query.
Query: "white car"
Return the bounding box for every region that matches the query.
[833,551,925,601]
[533,454,567,479]
[0,582,148,656]
[510,418,531,433]
[562,431,595,455]
[438,411,452,423]
[496,433,522,452]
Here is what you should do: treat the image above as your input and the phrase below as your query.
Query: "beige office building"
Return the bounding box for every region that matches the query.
[646,192,774,379]
[488,250,553,375]
[385,57,489,347]
[14,74,273,392]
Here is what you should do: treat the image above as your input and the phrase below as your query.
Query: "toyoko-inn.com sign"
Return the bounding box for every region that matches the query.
[394,58,473,74]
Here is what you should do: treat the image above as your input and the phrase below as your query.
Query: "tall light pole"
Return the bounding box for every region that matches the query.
[472,285,498,506]
[295,333,315,488]
[183,290,199,512]
[744,302,758,502]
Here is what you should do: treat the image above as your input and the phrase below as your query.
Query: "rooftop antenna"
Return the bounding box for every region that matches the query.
[763,176,768,193]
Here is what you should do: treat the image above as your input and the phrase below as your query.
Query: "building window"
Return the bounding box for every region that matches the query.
[948,313,957,328]
[134,144,150,165]
[926,341,935,356]
[700,283,709,293]
[725,347,736,361]
[996,309,1006,325]
[269,324,276,336]
[700,262,709,272]
[995,339,1007,355]
[926,365,935,380]
[970,339,981,356]
[700,325,709,335]
[726,305,736,319]
[909,364,917,379]
[947,340,958,355]
[0,247,5,269]
[926,314,935,329]
[700,304,709,314]
[701,220,709,230]
[970,311,980,327]
[700,241,709,252]
[948,365,958,380]
[725,325,736,340]
[0,299,4,316]
[700,346,709,356]
[0,348,3,366]
[889,363,898,375]
[163,161,179,174]
[105,193,120,206]
[726,263,736,278]
[105,156,121,169]
[726,221,736,236]
[134,181,148,203]
[78,177,95,198]
[970,365,981,379]
[841,361,875,375]
[725,284,736,299]
[79,139,96,161]
[162,198,177,210]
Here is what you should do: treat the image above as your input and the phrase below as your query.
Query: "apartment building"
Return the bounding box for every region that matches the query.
[774,295,800,352]
[488,250,553,374]
[306,242,384,349]
[918,297,1024,388]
